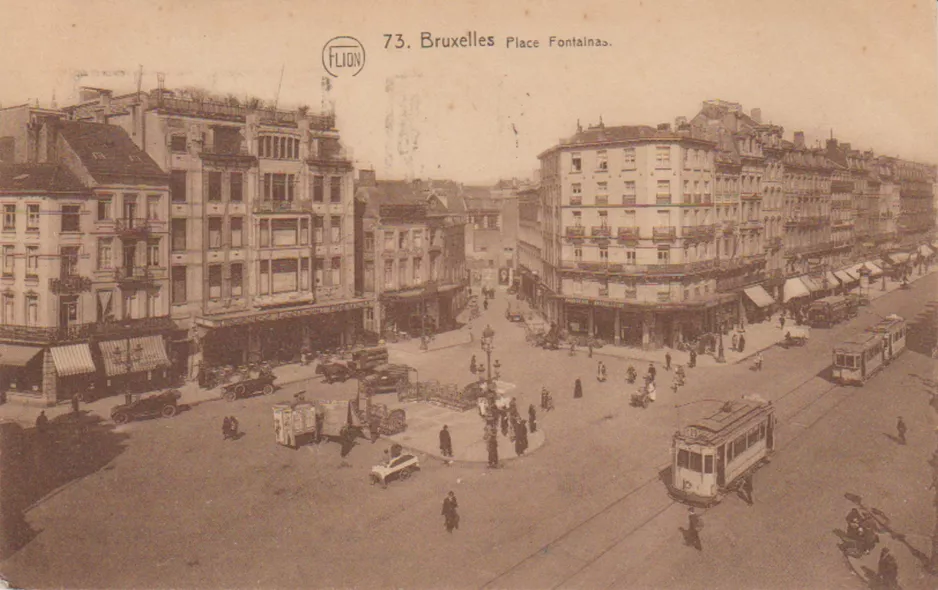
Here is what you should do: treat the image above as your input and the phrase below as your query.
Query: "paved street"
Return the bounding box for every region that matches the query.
[2,275,937,589]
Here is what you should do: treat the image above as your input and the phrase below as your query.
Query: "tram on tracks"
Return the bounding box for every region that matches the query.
[864,314,907,364]
[831,333,885,386]
[670,397,776,506]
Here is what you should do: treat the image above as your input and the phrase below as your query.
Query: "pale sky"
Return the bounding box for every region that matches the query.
[2,0,936,183]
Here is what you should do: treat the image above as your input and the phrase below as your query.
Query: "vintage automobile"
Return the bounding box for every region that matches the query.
[359,363,416,395]
[505,307,525,322]
[111,389,182,425]
[221,365,277,401]
[315,359,355,384]
[370,453,420,488]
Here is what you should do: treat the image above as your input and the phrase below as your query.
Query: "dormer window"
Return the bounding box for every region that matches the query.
[128,155,142,163]
[92,152,106,160]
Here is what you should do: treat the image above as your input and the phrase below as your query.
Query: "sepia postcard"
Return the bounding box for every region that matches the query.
[0,1,936,588]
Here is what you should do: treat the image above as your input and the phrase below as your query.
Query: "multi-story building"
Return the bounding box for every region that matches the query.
[0,105,173,406]
[517,182,547,309]
[65,88,367,373]
[463,183,520,287]
[357,176,466,337]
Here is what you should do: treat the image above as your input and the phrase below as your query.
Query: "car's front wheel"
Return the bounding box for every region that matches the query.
[262,384,275,395]
[400,467,414,481]
[113,412,129,425]
[161,405,177,418]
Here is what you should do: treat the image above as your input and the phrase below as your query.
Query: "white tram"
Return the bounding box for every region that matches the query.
[864,314,907,364]
[671,398,776,506]
[832,333,885,386]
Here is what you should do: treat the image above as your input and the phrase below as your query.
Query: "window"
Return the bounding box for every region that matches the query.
[3,204,15,231]
[574,247,583,261]
[599,248,609,262]
[312,175,324,202]
[596,150,608,171]
[230,263,243,297]
[272,258,299,293]
[383,230,394,250]
[259,260,270,294]
[2,293,13,324]
[97,238,113,269]
[656,180,671,203]
[571,153,582,172]
[208,265,222,300]
[655,146,671,168]
[657,247,670,264]
[26,246,38,277]
[572,211,582,226]
[300,258,310,291]
[330,177,342,203]
[230,217,243,248]
[626,250,636,264]
[300,218,310,245]
[599,211,609,227]
[623,181,636,205]
[147,196,160,221]
[413,257,422,282]
[623,147,636,168]
[272,218,298,247]
[170,135,187,152]
[60,246,79,277]
[207,171,222,201]
[571,183,582,196]
[573,278,583,294]
[171,218,187,252]
[364,231,375,251]
[264,173,295,202]
[168,171,187,204]
[26,294,38,326]
[208,217,223,249]
[314,217,324,244]
[596,182,608,205]
[332,257,342,285]
[146,289,159,318]
[27,204,40,231]
[384,260,393,288]
[61,205,80,232]
[412,229,423,248]
[258,136,300,160]
[331,216,341,242]
[399,230,408,249]
[147,239,160,267]
[230,172,243,202]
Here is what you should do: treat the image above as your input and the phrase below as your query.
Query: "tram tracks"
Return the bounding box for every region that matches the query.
[479,368,867,589]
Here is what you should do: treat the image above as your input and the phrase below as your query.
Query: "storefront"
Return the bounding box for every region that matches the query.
[49,343,97,401]
[0,344,45,402]
[742,285,776,323]
[98,335,173,394]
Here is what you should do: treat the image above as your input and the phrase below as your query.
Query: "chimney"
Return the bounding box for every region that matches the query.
[358,169,377,187]
[674,116,688,129]
[751,108,762,124]
[657,123,671,132]
[793,131,805,149]
[826,138,838,151]
[841,142,851,152]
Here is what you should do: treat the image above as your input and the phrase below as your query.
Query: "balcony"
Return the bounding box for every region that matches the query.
[683,225,718,241]
[49,275,92,295]
[740,219,764,230]
[152,95,335,130]
[652,226,676,242]
[254,199,314,213]
[590,226,612,238]
[565,226,586,239]
[114,217,151,238]
[199,145,257,165]
[617,226,640,242]
[766,236,783,250]
[0,315,176,345]
[569,195,583,206]
[655,195,672,205]
[114,266,154,287]
[595,195,609,206]
[722,221,737,234]
[561,259,715,276]
[740,192,762,201]
[305,155,353,172]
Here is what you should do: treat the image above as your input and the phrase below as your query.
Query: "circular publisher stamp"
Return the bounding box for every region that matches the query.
[322,36,366,77]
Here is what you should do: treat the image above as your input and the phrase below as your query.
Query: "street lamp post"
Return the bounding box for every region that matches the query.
[479,324,499,467]
[114,342,144,404]
[716,309,726,364]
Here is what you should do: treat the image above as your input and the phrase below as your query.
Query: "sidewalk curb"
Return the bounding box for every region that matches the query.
[388,439,543,466]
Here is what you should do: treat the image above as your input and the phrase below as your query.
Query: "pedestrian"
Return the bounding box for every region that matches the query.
[540,387,548,411]
[779,314,786,330]
[689,349,697,368]
[483,299,489,311]
[508,397,518,419]
[587,340,593,358]
[439,425,453,458]
[470,355,477,375]
[896,416,907,445]
[229,416,239,439]
[515,419,528,456]
[573,378,583,399]
[500,411,509,437]
[528,404,537,433]
[70,393,81,415]
[737,334,746,353]
[878,547,899,588]
[35,410,49,434]
[222,416,232,440]
[596,361,606,382]
[647,362,656,383]
[442,491,459,533]
[741,472,754,505]
[755,351,763,371]
[487,437,499,468]
[665,352,672,371]
[686,507,703,551]
[731,333,738,352]
[569,341,576,356]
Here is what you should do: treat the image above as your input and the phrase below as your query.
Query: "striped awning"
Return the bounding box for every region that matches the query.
[825,272,839,288]
[919,244,934,257]
[799,275,822,292]
[863,261,883,277]
[0,344,43,367]
[783,277,811,302]
[743,285,775,308]
[99,335,171,376]
[50,344,96,377]
[834,270,857,284]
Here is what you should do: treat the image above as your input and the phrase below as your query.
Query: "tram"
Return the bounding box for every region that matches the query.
[806,295,858,328]
[864,314,907,364]
[670,397,776,506]
[831,333,885,386]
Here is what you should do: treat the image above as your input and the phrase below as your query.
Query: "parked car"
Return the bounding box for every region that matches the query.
[316,359,355,383]
[360,363,415,395]
[221,365,276,401]
[370,453,420,488]
[111,389,182,425]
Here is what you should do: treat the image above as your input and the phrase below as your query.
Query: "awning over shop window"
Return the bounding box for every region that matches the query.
[863,262,883,277]
[885,252,912,265]
[50,344,96,377]
[834,270,857,284]
[825,271,840,288]
[743,285,775,308]
[99,335,171,376]
[799,275,822,292]
[783,277,811,302]
[919,244,934,257]
[0,344,43,367]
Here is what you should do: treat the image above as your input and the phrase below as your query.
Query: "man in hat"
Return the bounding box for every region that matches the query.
[439,425,453,458]
[442,491,459,533]
[896,416,907,445]
[686,507,703,551]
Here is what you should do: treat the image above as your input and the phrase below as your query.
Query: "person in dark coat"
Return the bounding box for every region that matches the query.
[647,363,656,383]
[528,404,537,433]
[573,378,583,399]
[229,416,239,439]
[779,314,786,330]
[71,393,80,415]
[737,334,746,353]
[878,547,898,588]
[470,355,477,375]
[686,507,703,551]
[442,491,459,533]
[689,349,697,368]
[896,416,907,445]
[731,333,738,352]
[483,299,489,311]
[500,411,509,437]
[665,352,672,371]
[487,437,499,468]
[515,419,528,456]
[741,472,754,505]
[35,410,49,434]
[439,425,453,458]
[222,416,232,440]
[540,387,548,411]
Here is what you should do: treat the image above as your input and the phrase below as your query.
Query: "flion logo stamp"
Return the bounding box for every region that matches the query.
[322,36,366,77]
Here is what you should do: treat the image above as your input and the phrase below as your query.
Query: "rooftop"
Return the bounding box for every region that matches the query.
[55,120,167,185]
[0,163,85,192]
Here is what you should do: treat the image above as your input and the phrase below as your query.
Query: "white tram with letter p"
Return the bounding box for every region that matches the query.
[670,397,776,506]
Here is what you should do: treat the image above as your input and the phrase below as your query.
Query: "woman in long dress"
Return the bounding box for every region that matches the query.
[573,378,583,399]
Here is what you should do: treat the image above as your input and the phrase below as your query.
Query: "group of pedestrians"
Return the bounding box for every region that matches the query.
[221,416,240,440]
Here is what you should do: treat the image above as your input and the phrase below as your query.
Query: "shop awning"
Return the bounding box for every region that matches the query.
[799,275,822,292]
[885,252,912,265]
[825,271,840,287]
[99,335,171,376]
[919,244,934,257]
[743,285,775,308]
[834,270,857,284]
[50,344,96,377]
[863,261,883,277]
[0,344,43,367]
[783,277,811,302]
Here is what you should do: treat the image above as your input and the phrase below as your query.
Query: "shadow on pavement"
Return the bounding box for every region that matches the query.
[0,412,129,559]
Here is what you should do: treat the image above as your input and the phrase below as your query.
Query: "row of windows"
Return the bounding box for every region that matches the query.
[727,423,767,463]
[168,215,342,252]
[258,136,301,160]
[677,449,714,474]
[168,170,343,204]
[382,257,425,288]
[568,278,713,301]
[570,146,713,173]
[1,293,40,326]
[96,195,164,221]
[2,203,42,231]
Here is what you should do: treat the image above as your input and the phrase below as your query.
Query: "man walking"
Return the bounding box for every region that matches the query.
[35,410,49,435]
[222,416,232,440]
[689,348,697,368]
[71,393,81,415]
[877,547,898,588]
[896,416,907,445]
[439,425,453,458]
[731,333,738,352]
[665,352,672,371]
[528,404,537,433]
[779,314,786,330]
[741,472,754,506]
[737,334,746,353]
[442,491,459,533]
[686,507,703,551]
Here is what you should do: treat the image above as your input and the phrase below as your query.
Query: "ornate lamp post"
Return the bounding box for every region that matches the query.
[479,324,500,467]
[113,342,144,404]
[715,309,726,364]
